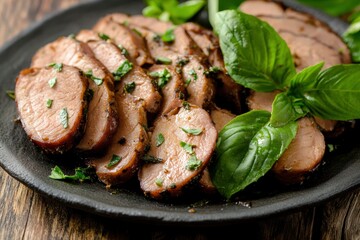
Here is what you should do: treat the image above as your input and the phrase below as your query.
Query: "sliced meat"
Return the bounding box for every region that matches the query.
[15,65,89,154]
[93,16,153,66]
[148,65,186,116]
[118,66,162,114]
[138,105,217,199]
[272,117,326,184]
[77,29,162,114]
[90,94,149,186]
[240,1,351,70]
[31,36,118,153]
[197,106,236,194]
[109,13,173,34]
[210,106,236,133]
[182,22,243,113]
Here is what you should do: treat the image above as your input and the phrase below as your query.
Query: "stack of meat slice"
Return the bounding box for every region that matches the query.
[15,11,245,199]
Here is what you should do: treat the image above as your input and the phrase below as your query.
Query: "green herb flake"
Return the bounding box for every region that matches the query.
[181,127,202,136]
[182,101,190,110]
[59,108,69,129]
[132,28,142,37]
[106,154,122,168]
[176,58,189,67]
[48,63,63,72]
[123,20,129,26]
[155,57,172,65]
[189,69,198,81]
[185,78,191,86]
[204,66,220,77]
[48,77,57,88]
[84,70,103,86]
[113,60,133,80]
[6,90,15,100]
[186,155,202,171]
[46,99,53,108]
[156,133,165,147]
[98,33,110,41]
[49,165,91,182]
[155,178,163,187]
[118,44,129,56]
[162,29,175,43]
[142,154,163,163]
[124,82,136,93]
[180,141,194,154]
[149,68,172,88]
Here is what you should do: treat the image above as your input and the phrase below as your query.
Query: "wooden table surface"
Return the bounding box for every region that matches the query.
[0,0,359,239]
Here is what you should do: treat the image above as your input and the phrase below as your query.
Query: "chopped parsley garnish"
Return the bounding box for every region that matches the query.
[180,141,194,154]
[48,63,63,72]
[132,28,142,37]
[181,127,202,136]
[48,77,57,88]
[118,44,129,56]
[155,178,163,187]
[182,101,190,110]
[84,70,103,86]
[98,33,110,40]
[149,68,172,88]
[176,58,189,67]
[204,66,221,77]
[124,82,136,93]
[155,57,172,65]
[156,133,165,147]
[142,154,163,163]
[162,29,175,43]
[46,99,53,108]
[59,108,69,129]
[6,90,15,100]
[49,165,91,182]
[189,69,197,81]
[106,154,122,168]
[185,78,191,86]
[113,60,133,80]
[186,155,202,171]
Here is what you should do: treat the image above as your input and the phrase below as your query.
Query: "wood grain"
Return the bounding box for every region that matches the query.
[0,0,359,239]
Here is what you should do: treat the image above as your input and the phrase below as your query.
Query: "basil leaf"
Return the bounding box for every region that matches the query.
[49,165,91,182]
[343,16,360,62]
[270,92,308,127]
[214,10,296,92]
[156,133,165,147]
[211,110,297,199]
[289,62,325,93]
[297,0,360,16]
[301,64,360,120]
[170,0,206,24]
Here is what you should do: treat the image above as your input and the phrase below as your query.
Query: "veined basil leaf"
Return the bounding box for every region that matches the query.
[343,16,360,63]
[297,0,360,16]
[208,0,245,27]
[270,92,308,127]
[289,62,324,93]
[170,0,206,24]
[301,64,360,120]
[214,10,296,92]
[211,110,297,199]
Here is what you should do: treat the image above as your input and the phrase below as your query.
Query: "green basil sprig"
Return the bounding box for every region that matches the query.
[211,111,297,199]
[212,10,360,199]
[343,15,360,62]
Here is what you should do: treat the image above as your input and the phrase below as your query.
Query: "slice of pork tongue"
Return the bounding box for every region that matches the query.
[15,65,89,154]
[90,92,149,186]
[239,1,351,70]
[138,105,217,199]
[272,117,325,184]
[76,29,162,114]
[182,22,243,113]
[92,16,153,66]
[31,36,118,154]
